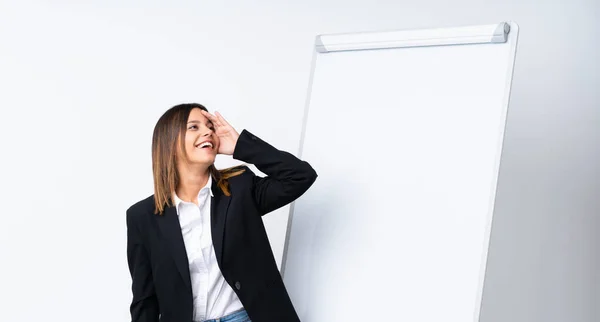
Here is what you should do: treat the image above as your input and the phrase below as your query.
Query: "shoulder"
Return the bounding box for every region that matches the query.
[222,164,256,181]
[126,194,156,223]
[223,165,259,194]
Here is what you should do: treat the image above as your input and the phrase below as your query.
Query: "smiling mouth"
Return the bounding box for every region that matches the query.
[195,141,214,149]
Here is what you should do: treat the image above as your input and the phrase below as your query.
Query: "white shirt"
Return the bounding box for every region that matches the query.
[173,175,244,321]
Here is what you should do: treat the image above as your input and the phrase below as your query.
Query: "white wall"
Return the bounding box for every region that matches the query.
[0,1,597,321]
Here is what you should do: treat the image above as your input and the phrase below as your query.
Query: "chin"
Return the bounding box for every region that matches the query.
[193,156,216,166]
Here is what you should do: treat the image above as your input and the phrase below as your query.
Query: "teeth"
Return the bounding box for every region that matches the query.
[198,142,213,148]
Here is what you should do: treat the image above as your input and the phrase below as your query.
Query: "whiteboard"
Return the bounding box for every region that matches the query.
[282,22,519,321]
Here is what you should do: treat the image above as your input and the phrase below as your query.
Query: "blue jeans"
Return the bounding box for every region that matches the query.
[200,309,251,322]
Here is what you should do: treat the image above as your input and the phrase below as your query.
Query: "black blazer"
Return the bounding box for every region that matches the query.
[126,129,317,322]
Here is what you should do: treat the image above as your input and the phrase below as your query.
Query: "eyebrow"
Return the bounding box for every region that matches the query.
[187,120,213,124]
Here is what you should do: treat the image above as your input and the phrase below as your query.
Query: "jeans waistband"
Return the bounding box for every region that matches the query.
[195,308,249,322]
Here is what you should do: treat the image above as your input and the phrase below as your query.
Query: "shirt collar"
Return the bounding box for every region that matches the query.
[173,175,214,214]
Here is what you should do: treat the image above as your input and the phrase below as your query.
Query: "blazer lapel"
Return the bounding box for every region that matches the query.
[156,205,192,289]
[211,180,231,266]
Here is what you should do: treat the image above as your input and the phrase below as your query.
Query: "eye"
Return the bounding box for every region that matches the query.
[188,125,198,130]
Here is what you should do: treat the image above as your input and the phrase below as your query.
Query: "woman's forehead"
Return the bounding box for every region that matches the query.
[188,108,209,122]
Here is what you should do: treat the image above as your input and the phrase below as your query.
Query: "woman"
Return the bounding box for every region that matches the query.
[126,103,317,322]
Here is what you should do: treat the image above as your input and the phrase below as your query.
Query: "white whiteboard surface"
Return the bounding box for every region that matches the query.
[282,22,519,321]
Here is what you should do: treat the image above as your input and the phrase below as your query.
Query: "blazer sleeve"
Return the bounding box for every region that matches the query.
[232,129,318,215]
[126,209,159,322]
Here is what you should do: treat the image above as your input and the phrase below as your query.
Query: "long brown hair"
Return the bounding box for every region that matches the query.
[151,103,245,215]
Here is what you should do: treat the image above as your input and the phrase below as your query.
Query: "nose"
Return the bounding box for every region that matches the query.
[201,126,212,137]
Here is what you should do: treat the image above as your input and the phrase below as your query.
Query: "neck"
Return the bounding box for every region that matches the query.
[176,163,211,204]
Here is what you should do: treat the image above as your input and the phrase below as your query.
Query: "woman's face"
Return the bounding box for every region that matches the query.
[180,108,219,165]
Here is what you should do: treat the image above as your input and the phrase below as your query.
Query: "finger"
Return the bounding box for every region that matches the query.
[211,111,225,128]
[200,109,214,119]
[215,111,231,127]
[201,110,221,126]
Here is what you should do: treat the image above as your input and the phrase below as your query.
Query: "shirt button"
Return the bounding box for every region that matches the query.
[235,281,241,290]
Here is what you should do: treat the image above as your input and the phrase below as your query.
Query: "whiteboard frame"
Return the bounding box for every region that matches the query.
[281,21,520,322]
[315,22,511,53]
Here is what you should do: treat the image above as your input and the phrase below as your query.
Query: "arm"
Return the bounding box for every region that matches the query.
[233,129,318,215]
[126,209,159,322]
[199,110,317,215]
